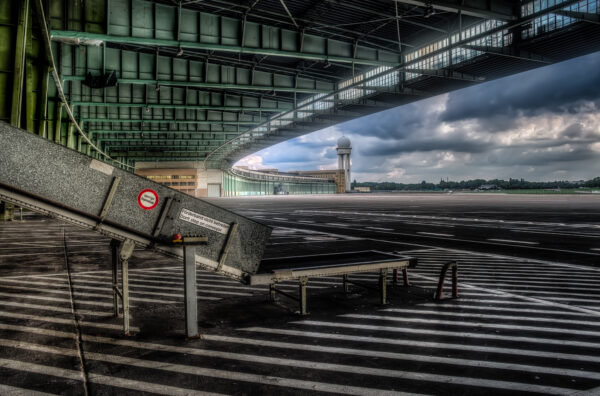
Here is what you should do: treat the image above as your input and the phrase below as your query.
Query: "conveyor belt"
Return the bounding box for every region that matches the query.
[0,122,271,282]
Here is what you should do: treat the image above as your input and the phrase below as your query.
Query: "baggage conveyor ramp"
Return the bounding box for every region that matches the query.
[0,121,271,336]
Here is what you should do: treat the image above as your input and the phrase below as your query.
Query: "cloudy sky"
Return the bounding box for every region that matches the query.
[236,51,600,183]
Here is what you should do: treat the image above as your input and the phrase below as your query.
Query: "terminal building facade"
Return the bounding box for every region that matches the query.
[135,137,352,197]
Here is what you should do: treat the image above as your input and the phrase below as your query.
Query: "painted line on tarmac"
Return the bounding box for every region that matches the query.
[78,336,575,395]
[0,383,58,396]
[0,265,180,280]
[239,326,600,363]
[0,310,139,332]
[0,301,108,317]
[7,338,420,396]
[381,308,600,327]
[0,252,68,257]
[417,302,593,316]
[296,210,600,231]
[366,226,395,231]
[409,273,600,317]
[266,218,600,258]
[0,283,223,301]
[0,291,114,307]
[0,356,222,396]
[0,277,254,297]
[487,238,539,245]
[417,231,454,237]
[341,313,600,336]
[201,334,600,381]
[510,229,600,239]
[292,320,600,349]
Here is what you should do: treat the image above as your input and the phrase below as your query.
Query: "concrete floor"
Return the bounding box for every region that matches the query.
[1,193,600,395]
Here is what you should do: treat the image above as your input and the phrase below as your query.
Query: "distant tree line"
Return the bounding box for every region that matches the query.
[352,177,600,191]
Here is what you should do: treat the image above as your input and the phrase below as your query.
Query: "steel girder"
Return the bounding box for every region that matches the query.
[51,30,401,68]
[391,0,517,21]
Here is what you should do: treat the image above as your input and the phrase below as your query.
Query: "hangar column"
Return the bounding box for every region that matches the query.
[336,136,352,193]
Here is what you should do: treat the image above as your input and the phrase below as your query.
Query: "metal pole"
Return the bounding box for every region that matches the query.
[183,245,199,337]
[110,239,119,317]
[118,239,135,335]
[380,269,388,305]
[122,256,130,335]
[299,276,308,315]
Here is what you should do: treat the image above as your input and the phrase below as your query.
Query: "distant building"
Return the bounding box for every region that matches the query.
[354,186,371,193]
[135,136,353,197]
[479,184,499,190]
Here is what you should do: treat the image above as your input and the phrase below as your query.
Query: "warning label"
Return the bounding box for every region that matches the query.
[179,209,230,235]
[137,189,159,210]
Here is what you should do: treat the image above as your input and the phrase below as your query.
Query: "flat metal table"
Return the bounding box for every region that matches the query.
[250,250,417,314]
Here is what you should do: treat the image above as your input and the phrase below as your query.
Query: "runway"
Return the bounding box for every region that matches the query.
[1,193,600,395]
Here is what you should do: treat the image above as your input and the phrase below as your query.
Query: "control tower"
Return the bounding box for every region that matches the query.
[336,136,352,192]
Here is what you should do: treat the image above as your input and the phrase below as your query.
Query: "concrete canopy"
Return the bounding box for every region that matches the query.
[3,0,600,169]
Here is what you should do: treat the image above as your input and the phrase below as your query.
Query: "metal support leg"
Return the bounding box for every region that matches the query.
[183,245,199,338]
[110,239,120,317]
[402,268,410,286]
[343,274,350,293]
[118,239,135,336]
[269,283,276,301]
[380,269,388,305]
[393,268,409,286]
[122,257,130,335]
[435,261,458,301]
[299,277,308,315]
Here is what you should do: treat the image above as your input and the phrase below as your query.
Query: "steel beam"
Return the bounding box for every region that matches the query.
[11,0,29,128]
[98,137,226,147]
[37,68,50,137]
[392,0,517,21]
[62,76,329,94]
[82,118,262,126]
[407,68,485,82]
[461,45,553,64]
[50,30,400,68]
[553,10,600,25]
[72,102,288,112]
[92,130,241,135]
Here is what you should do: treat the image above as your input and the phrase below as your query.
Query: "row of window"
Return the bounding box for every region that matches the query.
[146,175,195,180]
[162,182,196,186]
[521,0,599,39]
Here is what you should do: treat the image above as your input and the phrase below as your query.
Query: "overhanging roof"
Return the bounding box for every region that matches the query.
[44,0,600,167]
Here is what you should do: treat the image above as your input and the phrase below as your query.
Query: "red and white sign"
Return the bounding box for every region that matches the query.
[137,189,159,210]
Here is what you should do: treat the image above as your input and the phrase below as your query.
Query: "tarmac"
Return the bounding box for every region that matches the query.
[1,193,600,395]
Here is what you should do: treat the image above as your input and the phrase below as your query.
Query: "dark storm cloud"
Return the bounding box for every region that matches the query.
[338,100,434,139]
[360,135,490,156]
[507,146,598,166]
[442,52,600,123]
[239,51,600,182]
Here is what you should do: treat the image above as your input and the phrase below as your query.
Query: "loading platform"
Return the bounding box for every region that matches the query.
[253,250,417,314]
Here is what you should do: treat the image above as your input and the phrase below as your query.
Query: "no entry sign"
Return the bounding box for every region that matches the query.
[137,189,159,210]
